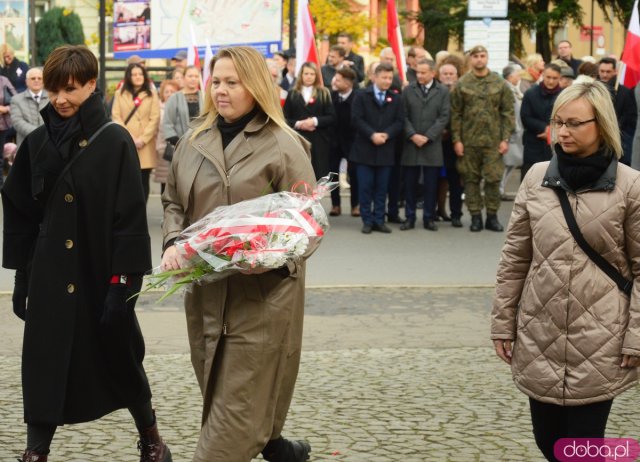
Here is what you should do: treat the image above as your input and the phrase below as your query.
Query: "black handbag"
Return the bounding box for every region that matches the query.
[162,143,175,162]
[554,188,632,296]
[3,85,13,105]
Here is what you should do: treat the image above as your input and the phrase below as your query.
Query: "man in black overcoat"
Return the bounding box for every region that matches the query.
[350,62,404,234]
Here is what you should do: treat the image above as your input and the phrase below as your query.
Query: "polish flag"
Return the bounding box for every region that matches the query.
[387,0,407,83]
[620,0,640,88]
[202,40,214,88]
[295,0,321,77]
[187,45,201,69]
[188,24,201,70]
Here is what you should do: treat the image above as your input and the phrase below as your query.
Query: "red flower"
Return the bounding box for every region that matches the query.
[308,97,316,105]
[385,97,392,103]
[133,97,142,107]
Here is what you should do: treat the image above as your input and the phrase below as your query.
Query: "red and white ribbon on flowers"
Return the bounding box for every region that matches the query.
[180,209,324,261]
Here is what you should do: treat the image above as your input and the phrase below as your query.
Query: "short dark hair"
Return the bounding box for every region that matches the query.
[544,63,562,74]
[337,32,353,42]
[43,45,98,92]
[330,45,346,58]
[375,62,394,75]
[335,67,356,82]
[122,63,152,96]
[598,57,617,68]
[558,40,572,48]
[416,58,435,70]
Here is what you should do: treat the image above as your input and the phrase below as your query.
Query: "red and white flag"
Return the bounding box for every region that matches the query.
[387,0,407,83]
[188,24,201,70]
[620,0,640,88]
[295,0,321,76]
[203,39,214,88]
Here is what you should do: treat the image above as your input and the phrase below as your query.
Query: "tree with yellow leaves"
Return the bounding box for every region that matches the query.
[283,0,370,46]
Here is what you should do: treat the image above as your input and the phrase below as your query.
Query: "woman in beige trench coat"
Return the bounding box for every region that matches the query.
[112,62,160,201]
[492,81,640,461]
[161,46,315,462]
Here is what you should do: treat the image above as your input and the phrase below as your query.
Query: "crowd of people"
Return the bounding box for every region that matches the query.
[2,36,640,462]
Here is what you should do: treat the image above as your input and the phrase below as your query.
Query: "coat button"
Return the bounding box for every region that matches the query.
[79,139,88,148]
[64,194,74,203]
[67,283,75,294]
[65,239,74,249]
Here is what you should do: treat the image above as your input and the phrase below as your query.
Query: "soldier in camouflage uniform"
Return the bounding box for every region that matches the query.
[450,45,515,232]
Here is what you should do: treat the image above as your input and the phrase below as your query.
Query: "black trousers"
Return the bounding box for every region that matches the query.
[141,168,151,203]
[529,397,613,462]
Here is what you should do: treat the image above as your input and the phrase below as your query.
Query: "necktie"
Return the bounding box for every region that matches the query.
[33,95,39,103]
[378,91,385,105]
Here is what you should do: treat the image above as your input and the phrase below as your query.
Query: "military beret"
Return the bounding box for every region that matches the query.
[468,45,488,56]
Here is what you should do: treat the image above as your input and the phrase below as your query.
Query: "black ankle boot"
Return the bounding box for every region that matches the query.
[470,214,483,232]
[485,214,504,232]
[18,451,48,462]
[262,436,311,462]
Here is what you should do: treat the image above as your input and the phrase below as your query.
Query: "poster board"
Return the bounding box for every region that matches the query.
[113,0,282,58]
[0,1,28,61]
[464,20,510,72]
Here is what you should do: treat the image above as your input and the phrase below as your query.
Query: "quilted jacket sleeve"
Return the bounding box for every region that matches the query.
[491,169,535,340]
[622,174,640,356]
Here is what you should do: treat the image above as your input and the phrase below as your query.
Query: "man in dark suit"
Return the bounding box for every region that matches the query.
[597,57,638,165]
[400,59,450,231]
[350,62,404,234]
[330,67,358,216]
[556,40,583,75]
[321,45,346,89]
[337,33,365,84]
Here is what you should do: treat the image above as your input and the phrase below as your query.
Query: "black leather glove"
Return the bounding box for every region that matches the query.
[166,136,179,146]
[101,283,129,326]
[101,274,143,326]
[12,270,28,321]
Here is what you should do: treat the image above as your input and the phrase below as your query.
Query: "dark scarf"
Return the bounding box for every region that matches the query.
[217,106,259,149]
[540,82,562,96]
[44,104,83,154]
[555,144,612,191]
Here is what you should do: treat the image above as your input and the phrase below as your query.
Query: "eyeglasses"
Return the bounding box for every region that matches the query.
[550,118,596,130]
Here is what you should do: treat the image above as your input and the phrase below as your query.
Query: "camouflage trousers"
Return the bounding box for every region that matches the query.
[456,147,504,215]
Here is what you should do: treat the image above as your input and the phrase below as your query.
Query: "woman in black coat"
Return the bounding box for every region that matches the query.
[1,45,171,462]
[283,61,336,179]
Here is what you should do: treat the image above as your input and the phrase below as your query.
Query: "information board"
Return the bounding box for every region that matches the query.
[464,20,510,72]
[114,0,282,59]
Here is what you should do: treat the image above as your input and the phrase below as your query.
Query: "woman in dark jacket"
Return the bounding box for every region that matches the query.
[520,63,562,179]
[283,61,335,179]
[1,45,171,462]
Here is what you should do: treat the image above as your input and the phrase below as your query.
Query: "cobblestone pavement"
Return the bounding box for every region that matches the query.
[1,288,639,461]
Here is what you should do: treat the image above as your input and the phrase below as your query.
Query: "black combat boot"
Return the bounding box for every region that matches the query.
[485,214,504,232]
[470,214,483,232]
[262,436,311,462]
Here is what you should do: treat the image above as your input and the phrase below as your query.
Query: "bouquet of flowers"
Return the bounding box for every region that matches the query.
[145,175,336,299]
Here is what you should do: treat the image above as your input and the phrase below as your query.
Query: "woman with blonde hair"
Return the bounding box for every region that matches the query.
[492,81,640,462]
[283,61,335,179]
[111,62,160,201]
[519,53,545,93]
[161,46,315,462]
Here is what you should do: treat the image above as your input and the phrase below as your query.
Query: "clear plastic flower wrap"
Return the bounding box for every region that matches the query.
[144,175,337,299]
